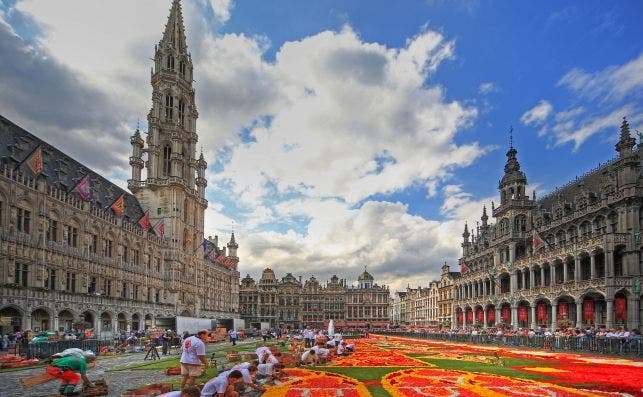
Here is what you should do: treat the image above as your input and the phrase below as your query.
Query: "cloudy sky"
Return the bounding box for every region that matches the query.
[1,0,643,292]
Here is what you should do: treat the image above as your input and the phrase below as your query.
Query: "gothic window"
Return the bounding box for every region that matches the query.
[89,233,98,253]
[103,239,113,258]
[166,55,174,70]
[88,277,96,294]
[16,207,31,233]
[567,226,578,243]
[66,225,78,247]
[66,272,76,292]
[165,95,174,121]
[179,61,186,76]
[593,215,606,234]
[579,220,591,238]
[121,282,128,299]
[514,215,527,232]
[555,208,563,219]
[614,246,625,277]
[45,268,56,289]
[46,218,58,242]
[162,145,172,176]
[14,263,29,287]
[178,99,185,126]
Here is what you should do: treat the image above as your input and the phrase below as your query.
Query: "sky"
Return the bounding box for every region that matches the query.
[1,0,643,293]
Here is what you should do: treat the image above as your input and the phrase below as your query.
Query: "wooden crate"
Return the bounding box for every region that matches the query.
[164,367,181,375]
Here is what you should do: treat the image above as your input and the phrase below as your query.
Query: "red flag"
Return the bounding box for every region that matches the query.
[110,194,125,217]
[582,299,595,322]
[457,311,463,325]
[153,220,165,237]
[532,229,546,252]
[557,303,569,320]
[26,146,43,175]
[518,306,528,323]
[501,306,511,323]
[615,296,627,321]
[487,309,495,325]
[138,211,151,231]
[476,309,483,323]
[207,248,218,261]
[536,303,547,323]
[73,174,92,201]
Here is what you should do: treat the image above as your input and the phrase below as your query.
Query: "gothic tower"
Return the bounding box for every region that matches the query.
[129,0,207,252]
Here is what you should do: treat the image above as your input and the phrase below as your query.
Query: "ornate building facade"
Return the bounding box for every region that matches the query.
[0,0,240,337]
[453,120,642,331]
[239,268,390,329]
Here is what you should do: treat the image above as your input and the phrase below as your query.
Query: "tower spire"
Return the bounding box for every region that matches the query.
[616,116,635,156]
[161,0,188,52]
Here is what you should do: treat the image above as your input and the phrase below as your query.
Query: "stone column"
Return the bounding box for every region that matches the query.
[483,308,488,328]
[521,271,526,290]
[590,254,596,279]
[606,299,613,329]
[53,316,59,333]
[563,261,568,282]
[24,315,32,332]
[495,307,501,327]
[575,257,581,281]
[530,304,537,330]
[627,296,639,331]
[551,302,557,330]
[511,305,518,328]
[530,267,535,288]
[551,264,556,285]
[576,301,583,328]
[463,309,467,329]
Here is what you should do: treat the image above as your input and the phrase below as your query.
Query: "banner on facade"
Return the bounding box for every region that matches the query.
[476,309,483,323]
[137,210,151,231]
[459,258,469,274]
[153,220,165,237]
[582,299,595,322]
[466,309,473,324]
[615,296,627,321]
[536,303,547,324]
[110,194,125,217]
[557,302,569,320]
[518,305,528,323]
[457,311,463,325]
[26,146,44,175]
[487,308,495,324]
[501,306,510,323]
[73,174,92,201]
[532,229,546,252]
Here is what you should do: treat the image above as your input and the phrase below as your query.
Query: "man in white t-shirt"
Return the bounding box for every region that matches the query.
[180,329,209,389]
[201,369,244,397]
[300,349,318,365]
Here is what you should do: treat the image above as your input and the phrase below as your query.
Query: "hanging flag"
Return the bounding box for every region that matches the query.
[476,309,483,324]
[207,248,219,261]
[536,303,547,324]
[153,220,165,237]
[26,146,43,175]
[557,303,569,320]
[487,309,495,325]
[110,194,125,217]
[532,229,546,252]
[614,296,627,322]
[518,306,528,323]
[501,306,511,323]
[200,239,208,253]
[457,311,463,325]
[582,299,595,322]
[138,211,151,231]
[459,258,470,274]
[73,174,92,201]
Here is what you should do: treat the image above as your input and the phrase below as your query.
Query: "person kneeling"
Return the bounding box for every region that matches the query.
[46,352,96,396]
[300,349,319,366]
[201,369,244,397]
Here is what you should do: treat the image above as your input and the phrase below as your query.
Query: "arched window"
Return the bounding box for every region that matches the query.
[178,99,185,126]
[179,61,186,76]
[166,55,174,70]
[514,215,527,232]
[165,95,173,121]
[162,146,171,176]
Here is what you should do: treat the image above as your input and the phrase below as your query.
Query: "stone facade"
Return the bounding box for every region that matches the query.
[240,268,390,329]
[453,120,643,331]
[393,264,459,328]
[0,0,240,337]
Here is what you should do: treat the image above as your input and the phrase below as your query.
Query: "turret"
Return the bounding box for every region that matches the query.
[196,151,207,198]
[129,128,144,188]
[615,117,636,157]
[227,232,238,259]
[462,222,470,256]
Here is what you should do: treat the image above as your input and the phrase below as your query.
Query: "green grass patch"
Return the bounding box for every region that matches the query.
[317,366,410,381]
[367,385,391,397]
[420,358,551,381]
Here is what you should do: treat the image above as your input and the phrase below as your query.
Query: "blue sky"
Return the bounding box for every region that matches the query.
[1,0,642,291]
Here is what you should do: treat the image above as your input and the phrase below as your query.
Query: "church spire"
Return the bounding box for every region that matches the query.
[616,116,635,157]
[161,0,188,53]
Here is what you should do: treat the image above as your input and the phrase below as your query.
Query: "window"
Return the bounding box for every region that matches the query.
[89,234,98,254]
[155,291,160,303]
[162,146,172,176]
[66,225,78,247]
[155,258,161,272]
[66,272,76,292]
[178,99,185,126]
[88,277,97,294]
[123,246,128,263]
[16,208,30,233]
[134,285,139,301]
[121,282,128,299]
[157,207,162,215]
[179,61,186,76]
[133,249,139,266]
[166,55,174,70]
[46,219,58,242]
[14,263,28,287]
[165,95,173,121]
[103,279,112,296]
[45,268,56,290]
[104,239,113,258]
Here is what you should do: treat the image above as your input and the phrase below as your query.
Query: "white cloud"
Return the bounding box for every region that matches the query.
[558,52,643,102]
[2,1,492,293]
[478,82,497,94]
[520,100,553,126]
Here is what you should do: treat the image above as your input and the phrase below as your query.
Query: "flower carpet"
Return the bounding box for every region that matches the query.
[265,335,643,397]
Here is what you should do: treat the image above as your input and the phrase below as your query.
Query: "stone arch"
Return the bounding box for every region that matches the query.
[30,307,52,332]
[0,305,24,333]
[57,309,75,332]
[555,294,576,329]
[144,314,153,330]
[533,297,552,328]
[99,311,113,332]
[117,312,128,332]
[578,291,606,327]
[131,313,141,331]
[516,300,530,328]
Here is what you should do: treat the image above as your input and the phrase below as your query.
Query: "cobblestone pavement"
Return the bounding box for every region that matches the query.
[0,339,257,397]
